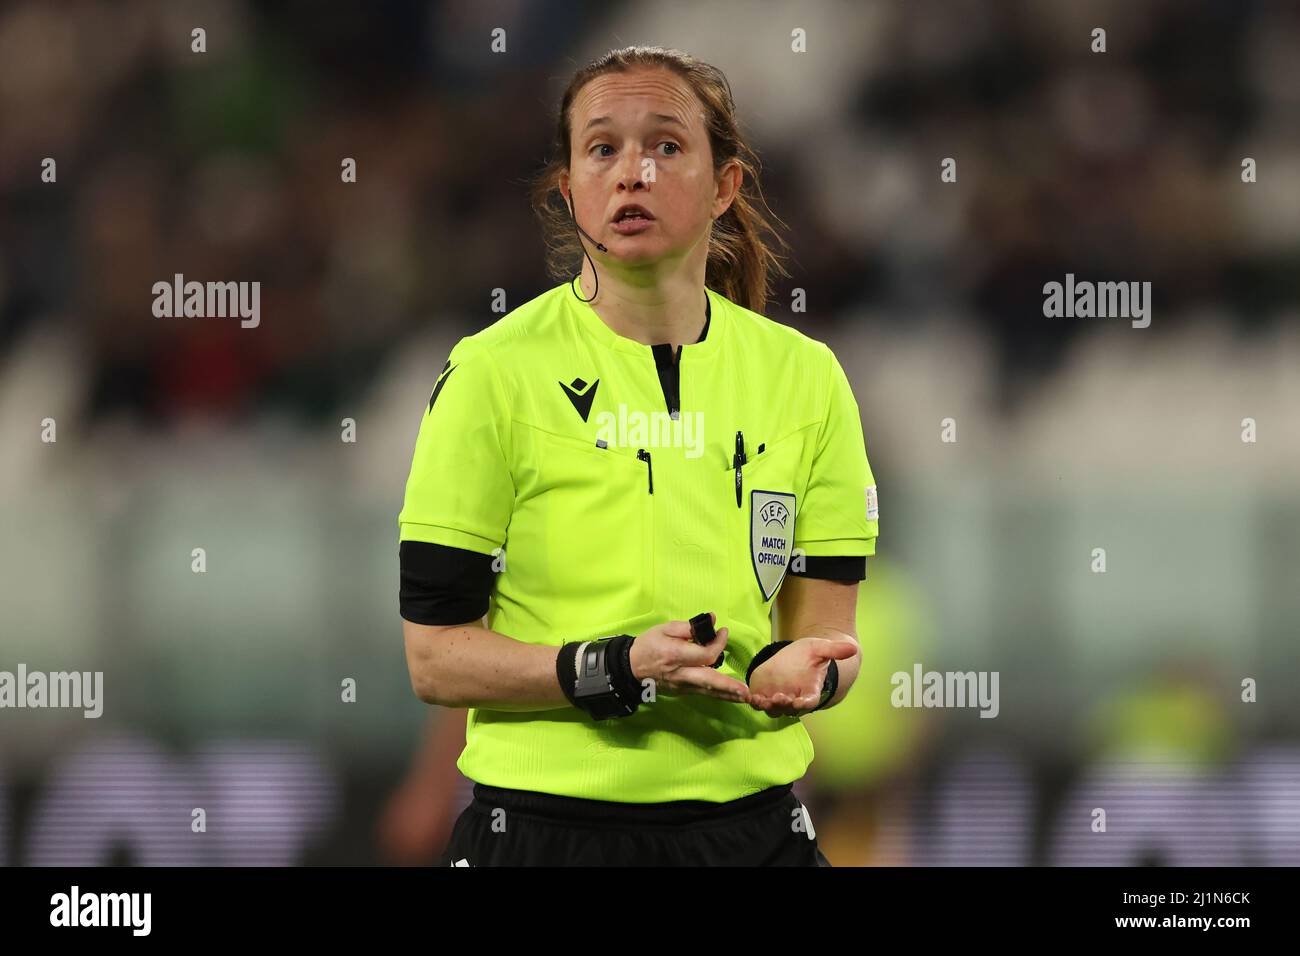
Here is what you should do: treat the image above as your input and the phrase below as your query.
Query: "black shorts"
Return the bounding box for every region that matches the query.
[436,781,831,866]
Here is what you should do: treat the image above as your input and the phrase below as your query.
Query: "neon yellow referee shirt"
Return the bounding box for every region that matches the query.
[399,277,880,803]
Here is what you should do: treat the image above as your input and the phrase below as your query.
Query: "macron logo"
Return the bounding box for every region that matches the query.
[559,377,599,422]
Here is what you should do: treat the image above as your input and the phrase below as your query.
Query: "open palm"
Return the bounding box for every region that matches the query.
[748,638,857,717]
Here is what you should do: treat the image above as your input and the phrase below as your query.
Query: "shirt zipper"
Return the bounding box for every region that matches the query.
[637,298,708,497]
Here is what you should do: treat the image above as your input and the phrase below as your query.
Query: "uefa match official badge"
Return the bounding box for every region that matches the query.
[751,490,796,601]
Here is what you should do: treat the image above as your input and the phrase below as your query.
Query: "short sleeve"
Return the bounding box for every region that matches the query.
[398,339,514,555]
[793,344,879,558]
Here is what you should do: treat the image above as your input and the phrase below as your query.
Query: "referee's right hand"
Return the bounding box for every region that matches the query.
[629,615,751,704]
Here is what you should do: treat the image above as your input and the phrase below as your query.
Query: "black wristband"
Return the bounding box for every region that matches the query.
[745,640,793,683]
[813,659,839,711]
[607,634,644,702]
[556,642,580,704]
[746,640,839,712]
[556,635,643,719]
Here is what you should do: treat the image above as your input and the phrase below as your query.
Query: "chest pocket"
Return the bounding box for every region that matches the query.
[731,428,810,605]
[517,425,654,630]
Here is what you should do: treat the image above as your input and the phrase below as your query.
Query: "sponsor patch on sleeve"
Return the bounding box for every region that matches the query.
[865,484,879,521]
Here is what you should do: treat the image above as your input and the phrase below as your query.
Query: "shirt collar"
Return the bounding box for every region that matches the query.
[567,275,725,361]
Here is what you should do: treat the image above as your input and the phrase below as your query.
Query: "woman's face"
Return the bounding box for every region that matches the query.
[563,68,735,267]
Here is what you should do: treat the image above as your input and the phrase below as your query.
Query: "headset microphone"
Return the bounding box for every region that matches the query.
[566,187,604,303]
[568,199,607,253]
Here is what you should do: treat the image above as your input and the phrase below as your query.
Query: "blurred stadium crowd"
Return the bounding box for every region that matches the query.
[3,0,1298,425]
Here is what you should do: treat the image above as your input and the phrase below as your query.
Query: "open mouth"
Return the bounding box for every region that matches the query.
[612,205,654,223]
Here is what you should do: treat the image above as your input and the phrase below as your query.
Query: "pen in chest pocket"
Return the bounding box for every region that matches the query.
[733,431,746,507]
[733,434,759,509]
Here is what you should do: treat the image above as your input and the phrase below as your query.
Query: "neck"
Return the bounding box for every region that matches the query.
[577,258,709,352]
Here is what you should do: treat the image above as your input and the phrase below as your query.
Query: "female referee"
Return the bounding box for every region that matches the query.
[398,46,880,866]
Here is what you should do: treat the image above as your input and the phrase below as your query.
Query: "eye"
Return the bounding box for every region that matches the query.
[591,143,615,157]
[659,141,681,155]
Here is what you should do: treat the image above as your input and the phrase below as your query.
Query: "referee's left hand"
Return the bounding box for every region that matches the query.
[747,638,858,718]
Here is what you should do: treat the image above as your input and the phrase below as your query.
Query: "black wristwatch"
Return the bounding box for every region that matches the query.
[558,635,642,720]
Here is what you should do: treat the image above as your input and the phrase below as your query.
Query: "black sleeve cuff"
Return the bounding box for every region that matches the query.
[399,540,497,625]
[789,555,866,581]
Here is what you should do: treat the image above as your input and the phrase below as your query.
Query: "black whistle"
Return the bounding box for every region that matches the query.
[689,612,725,668]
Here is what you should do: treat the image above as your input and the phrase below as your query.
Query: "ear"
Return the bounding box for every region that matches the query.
[558,171,570,208]
[712,160,743,220]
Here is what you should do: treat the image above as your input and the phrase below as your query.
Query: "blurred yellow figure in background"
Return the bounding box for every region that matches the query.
[1087,662,1235,769]
[800,556,933,865]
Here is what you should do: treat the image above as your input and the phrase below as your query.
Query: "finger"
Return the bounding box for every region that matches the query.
[811,638,859,661]
[705,685,749,703]
[719,690,750,703]
[776,698,816,717]
[706,625,729,651]
[688,626,728,666]
[676,667,750,701]
[662,620,695,641]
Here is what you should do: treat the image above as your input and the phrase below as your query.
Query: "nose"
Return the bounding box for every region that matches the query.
[616,152,650,193]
